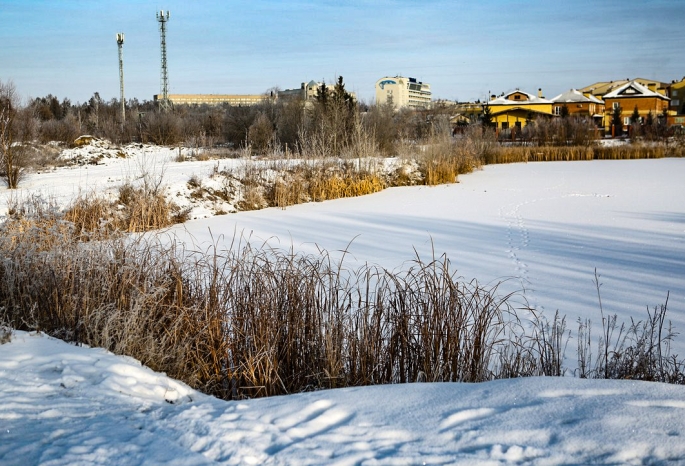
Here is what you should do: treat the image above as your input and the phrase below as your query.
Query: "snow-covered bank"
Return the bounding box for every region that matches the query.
[2,330,685,465]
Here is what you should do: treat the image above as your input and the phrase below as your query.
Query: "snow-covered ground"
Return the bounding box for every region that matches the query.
[3,330,685,465]
[2,143,685,464]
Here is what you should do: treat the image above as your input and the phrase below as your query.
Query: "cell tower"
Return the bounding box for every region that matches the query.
[116,33,125,126]
[156,10,171,111]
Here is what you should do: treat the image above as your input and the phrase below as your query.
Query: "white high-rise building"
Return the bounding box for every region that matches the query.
[375,76,431,109]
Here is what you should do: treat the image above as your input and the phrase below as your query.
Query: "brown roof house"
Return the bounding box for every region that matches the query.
[551,89,604,125]
[580,78,669,99]
[602,81,670,134]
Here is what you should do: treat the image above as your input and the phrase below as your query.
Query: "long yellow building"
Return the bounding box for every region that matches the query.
[486,90,553,130]
[153,93,271,106]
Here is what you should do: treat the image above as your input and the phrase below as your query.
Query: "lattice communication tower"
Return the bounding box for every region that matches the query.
[156,10,171,111]
[116,33,125,125]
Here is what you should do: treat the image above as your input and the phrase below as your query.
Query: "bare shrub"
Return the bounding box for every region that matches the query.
[248,113,275,155]
[144,111,182,145]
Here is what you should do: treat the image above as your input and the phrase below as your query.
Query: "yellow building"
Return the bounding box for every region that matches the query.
[668,77,685,116]
[486,89,553,130]
[154,93,271,106]
[579,78,669,99]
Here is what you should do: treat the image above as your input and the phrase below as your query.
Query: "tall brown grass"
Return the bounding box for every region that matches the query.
[1,198,682,399]
[484,143,685,165]
[0,202,547,398]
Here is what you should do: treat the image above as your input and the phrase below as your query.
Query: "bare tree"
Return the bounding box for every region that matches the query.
[0,80,26,188]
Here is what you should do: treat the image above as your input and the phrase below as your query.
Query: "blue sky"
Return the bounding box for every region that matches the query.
[1,0,684,105]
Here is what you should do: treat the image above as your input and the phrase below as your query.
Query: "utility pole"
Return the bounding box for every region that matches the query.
[116,33,125,127]
[156,10,171,111]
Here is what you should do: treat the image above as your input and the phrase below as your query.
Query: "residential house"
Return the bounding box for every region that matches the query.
[580,78,669,100]
[550,89,604,126]
[486,89,553,131]
[602,80,670,132]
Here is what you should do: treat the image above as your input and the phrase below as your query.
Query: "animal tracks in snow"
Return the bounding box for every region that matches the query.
[500,200,534,296]
[499,191,613,309]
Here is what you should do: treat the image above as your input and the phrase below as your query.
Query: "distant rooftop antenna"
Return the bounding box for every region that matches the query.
[156,10,171,111]
[116,33,126,126]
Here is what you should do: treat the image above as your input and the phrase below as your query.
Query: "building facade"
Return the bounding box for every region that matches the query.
[580,78,669,100]
[602,81,670,131]
[278,80,329,101]
[153,94,271,106]
[551,89,604,125]
[667,77,685,115]
[375,76,431,109]
[486,89,553,130]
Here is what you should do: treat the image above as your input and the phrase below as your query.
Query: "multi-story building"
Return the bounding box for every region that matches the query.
[667,77,685,114]
[153,93,272,106]
[278,80,357,103]
[279,81,326,101]
[602,81,670,131]
[375,76,431,109]
[486,89,553,130]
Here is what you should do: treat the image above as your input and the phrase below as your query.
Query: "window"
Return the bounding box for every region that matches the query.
[673,99,680,107]
[673,90,679,97]
[501,122,509,129]
[554,106,561,115]
[515,121,522,130]
[624,117,630,126]
[514,94,521,100]
[613,102,620,110]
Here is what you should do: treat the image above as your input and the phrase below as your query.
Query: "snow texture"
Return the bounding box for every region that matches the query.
[2,330,685,465]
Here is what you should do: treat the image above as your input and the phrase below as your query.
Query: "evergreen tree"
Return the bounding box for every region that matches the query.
[630,106,641,138]
[610,104,623,137]
[332,76,354,112]
[560,104,570,118]
[643,110,655,140]
[481,104,494,128]
[315,80,329,108]
[645,111,654,127]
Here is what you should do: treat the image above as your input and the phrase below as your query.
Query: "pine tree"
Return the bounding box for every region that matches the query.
[560,104,570,118]
[315,80,329,108]
[481,104,494,128]
[610,104,623,137]
[332,76,354,111]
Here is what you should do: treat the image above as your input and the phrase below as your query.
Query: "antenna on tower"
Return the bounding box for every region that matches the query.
[116,33,125,127]
[156,10,171,111]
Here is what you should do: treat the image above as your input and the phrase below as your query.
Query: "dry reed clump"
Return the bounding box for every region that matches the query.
[416,128,488,186]
[486,146,595,164]
[0,204,549,399]
[485,142,685,165]
[592,143,672,160]
[230,160,385,210]
[4,186,189,246]
[1,206,683,399]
